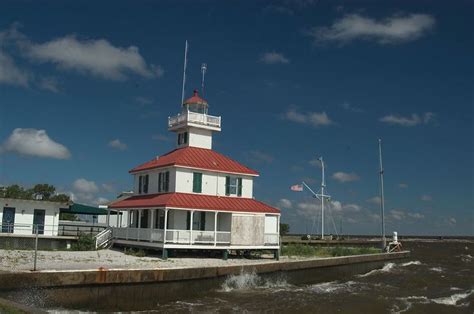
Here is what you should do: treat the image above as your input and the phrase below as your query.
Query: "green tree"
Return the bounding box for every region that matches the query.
[2,184,33,199]
[280,223,290,236]
[49,193,71,203]
[32,184,56,200]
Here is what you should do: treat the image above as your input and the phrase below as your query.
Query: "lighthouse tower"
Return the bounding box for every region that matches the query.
[168,89,221,150]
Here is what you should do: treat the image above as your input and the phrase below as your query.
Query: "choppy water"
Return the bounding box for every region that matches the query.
[154,241,473,313]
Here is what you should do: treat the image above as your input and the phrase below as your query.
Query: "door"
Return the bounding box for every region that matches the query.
[33,209,46,235]
[2,207,16,233]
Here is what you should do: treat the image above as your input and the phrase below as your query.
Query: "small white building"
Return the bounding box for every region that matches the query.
[107,90,281,258]
[0,198,68,236]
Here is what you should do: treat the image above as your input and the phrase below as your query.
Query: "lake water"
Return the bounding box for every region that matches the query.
[151,241,473,313]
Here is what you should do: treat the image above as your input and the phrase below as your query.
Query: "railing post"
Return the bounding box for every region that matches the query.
[190,210,194,245]
[33,225,38,271]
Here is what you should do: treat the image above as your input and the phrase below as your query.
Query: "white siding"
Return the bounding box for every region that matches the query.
[175,168,253,198]
[0,198,64,236]
[264,215,278,234]
[181,127,213,149]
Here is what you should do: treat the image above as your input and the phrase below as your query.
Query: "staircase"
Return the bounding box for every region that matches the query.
[94,227,113,249]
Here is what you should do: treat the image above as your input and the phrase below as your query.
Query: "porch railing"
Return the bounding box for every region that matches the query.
[112,227,164,243]
[168,111,221,129]
[165,229,231,245]
[0,223,58,236]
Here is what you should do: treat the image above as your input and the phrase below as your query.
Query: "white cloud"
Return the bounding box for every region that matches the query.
[408,212,424,219]
[366,196,381,205]
[309,13,435,45]
[152,134,173,142]
[332,171,360,183]
[379,112,436,127]
[101,183,115,193]
[340,102,363,113]
[448,217,456,225]
[23,35,161,80]
[0,50,29,86]
[37,76,60,93]
[260,52,290,64]
[95,197,109,205]
[399,183,408,188]
[390,209,406,221]
[1,128,71,159]
[278,198,293,209]
[308,158,322,168]
[343,203,362,212]
[73,178,99,194]
[285,108,335,127]
[108,139,127,151]
[420,194,432,201]
[245,150,273,164]
[135,96,153,105]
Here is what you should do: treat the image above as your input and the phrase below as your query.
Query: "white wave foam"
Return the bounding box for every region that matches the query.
[429,267,444,273]
[309,280,359,294]
[431,289,474,306]
[221,270,289,292]
[458,254,473,263]
[401,261,422,267]
[357,262,395,277]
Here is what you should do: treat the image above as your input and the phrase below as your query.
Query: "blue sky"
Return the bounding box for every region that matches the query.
[0,1,472,235]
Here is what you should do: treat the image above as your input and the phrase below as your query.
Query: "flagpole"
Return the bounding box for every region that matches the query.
[378,139,386,249]
[320,157,325,240]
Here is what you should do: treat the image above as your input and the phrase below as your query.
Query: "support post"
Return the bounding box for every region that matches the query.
[164,209,169,244]
[162,248,168,260]
[214,211,218,246]
[106,209,111,227]
[138,209,142,241]
[190,210,194,244]
[274,250,280,261]
[222,250,228,260]
[33,225,38,271]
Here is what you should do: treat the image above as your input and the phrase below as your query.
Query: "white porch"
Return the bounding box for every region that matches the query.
[107,208,280,249]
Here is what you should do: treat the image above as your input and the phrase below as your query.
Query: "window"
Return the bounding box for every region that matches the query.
[177,132,188,145]
[225,176,242,196]
[193,172,202,193]
[139,174,149,194]
[158,171,170,193]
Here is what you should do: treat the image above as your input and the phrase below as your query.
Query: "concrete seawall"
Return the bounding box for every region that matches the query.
[0,251,409,311]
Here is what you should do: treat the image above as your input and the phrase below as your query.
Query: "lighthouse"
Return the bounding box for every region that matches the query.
[107,88,281,259]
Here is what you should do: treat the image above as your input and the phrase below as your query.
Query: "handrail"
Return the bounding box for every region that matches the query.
[95,227,113,249]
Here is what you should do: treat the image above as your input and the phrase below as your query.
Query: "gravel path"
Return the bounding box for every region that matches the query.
[0,249,307,272]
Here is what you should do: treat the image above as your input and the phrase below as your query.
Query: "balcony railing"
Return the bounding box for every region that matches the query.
[168,111,221,129]
[112,227,164,243]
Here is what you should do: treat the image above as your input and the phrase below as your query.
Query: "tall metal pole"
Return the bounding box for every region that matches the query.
[378,139,386,249]
[201,63,207,97]
[180,40,188,106]
[320,157,325,240]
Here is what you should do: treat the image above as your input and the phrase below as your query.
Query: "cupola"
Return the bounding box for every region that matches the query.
[182,89,208,114]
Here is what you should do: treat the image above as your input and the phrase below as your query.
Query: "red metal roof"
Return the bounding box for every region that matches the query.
[130,146,259,176]
[108,192,280,214]
[183,89,207,105]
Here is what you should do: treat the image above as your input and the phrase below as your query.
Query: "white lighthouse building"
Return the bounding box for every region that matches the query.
[107,89,280,258]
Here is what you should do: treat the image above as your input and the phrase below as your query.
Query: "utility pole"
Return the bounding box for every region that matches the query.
[378,139,386,249]
[301,156,330,240]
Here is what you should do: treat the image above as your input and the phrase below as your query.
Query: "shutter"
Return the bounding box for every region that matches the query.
[225,176,230,196]
[186,211,190,230]
[237,178,243,196]
[184,132,188,144]
[200,212,206,231]
[193,173,202,193]
[165,171,170,191]
[144,175,149,193]
[158,173,162,192]
[139,176,142,194]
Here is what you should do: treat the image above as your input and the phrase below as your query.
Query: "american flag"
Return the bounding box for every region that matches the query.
[290,184,303,192]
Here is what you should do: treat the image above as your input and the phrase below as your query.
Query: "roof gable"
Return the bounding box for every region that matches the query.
[129,147,259,176]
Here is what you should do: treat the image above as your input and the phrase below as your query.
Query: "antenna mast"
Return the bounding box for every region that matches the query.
[378,139,386,249]
[320,156,326,239]
[201,63,207,97]
[180,40,188,106]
